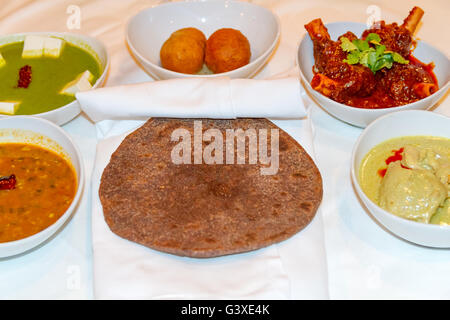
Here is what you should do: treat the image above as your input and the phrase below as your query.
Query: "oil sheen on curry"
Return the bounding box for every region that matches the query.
[305,6,439,109]
[359,136,450,225]
[0,143,77,242]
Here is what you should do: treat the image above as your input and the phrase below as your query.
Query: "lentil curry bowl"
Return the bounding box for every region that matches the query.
[0,138,77,243]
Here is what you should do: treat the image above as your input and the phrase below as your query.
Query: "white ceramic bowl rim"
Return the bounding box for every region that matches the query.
[351,109,450,231]
[125,0,281,78]
[0,116,85,252]
[297,22,450,114]
[0,31,110,119]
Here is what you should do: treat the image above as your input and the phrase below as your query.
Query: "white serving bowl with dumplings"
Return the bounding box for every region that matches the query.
[351,110,450,248]
[126,0,280,80]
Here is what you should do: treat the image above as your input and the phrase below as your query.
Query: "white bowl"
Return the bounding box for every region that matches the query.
[126,0,280,80]
[297,22,450,128]
[0,116,85,258]
[0,32,109,126]
[351,110,450,248]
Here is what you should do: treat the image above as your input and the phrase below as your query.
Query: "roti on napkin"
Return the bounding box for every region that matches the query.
[99,118,322,258]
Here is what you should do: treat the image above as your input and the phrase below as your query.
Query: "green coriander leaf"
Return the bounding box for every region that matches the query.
[373,57,393,72]
[382,53,394,63]
[359,50,369,67]
[365,33,381,43]
[375,44,386,56]
[352,39,370,51]
[343,50,360,64]
[372,60,385,72]
[369,40,382,46]
[341,33,408,73]
[367,51,378,69]
[391,52,409,64]
[340,37,358,52]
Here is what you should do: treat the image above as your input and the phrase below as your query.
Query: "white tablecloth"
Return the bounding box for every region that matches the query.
[0,0,449,299]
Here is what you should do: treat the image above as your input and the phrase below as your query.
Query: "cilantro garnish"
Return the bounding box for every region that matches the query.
[340,33,409,74]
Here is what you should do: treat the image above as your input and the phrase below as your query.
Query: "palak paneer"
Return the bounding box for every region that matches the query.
[0,36,101,115]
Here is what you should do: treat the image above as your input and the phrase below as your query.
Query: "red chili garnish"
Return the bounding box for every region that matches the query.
[0,174,16,190]
[378,168,388,178]
[378,147,410,177]
[17,65,32,88]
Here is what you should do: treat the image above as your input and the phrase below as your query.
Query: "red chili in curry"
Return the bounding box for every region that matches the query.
[17,65,32,89]
[377,147,410,177]
[0,174,16,190]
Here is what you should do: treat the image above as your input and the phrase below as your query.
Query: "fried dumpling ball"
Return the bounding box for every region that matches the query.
[205,28,251,74]
[171,27,207,49]
[160,27,207,74]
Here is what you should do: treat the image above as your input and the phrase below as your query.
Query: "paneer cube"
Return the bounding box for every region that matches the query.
[0,102,20,115]
[22,35,46,58]
[78,70,94,83]
[44,37,65,58]
[0,52,5,68]
[60,70,94,96]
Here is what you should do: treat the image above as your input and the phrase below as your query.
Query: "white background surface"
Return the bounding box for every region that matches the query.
[0,0,449,299]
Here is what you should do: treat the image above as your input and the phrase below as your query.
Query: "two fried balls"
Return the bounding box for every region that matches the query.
[160,27,251,74]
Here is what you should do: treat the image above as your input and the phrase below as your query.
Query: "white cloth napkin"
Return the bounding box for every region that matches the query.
[76,77,306,122]
[435,101,450,117]
[90,116,327,300]
[86,75,328,299]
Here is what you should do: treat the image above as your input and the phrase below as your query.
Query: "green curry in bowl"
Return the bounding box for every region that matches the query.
[0,35,101,115]
[359,136,450,225]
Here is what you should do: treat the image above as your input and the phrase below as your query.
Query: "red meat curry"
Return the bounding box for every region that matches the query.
[306,6,438,109]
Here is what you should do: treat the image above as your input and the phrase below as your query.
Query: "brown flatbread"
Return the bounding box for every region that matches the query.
[99,118,322,258]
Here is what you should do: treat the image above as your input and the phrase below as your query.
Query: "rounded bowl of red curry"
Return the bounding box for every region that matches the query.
[297,21,449,128]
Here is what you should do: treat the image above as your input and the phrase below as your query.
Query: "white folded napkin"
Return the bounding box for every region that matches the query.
[86,75,328,299]
[434,102,450,117]
[76,77,306,122]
